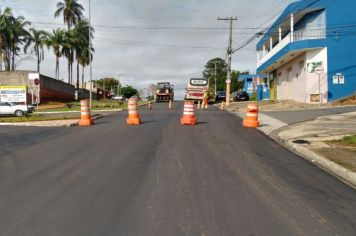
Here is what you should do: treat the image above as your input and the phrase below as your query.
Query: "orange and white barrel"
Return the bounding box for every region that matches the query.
[220,101,225,111]
[79,99,94,126]
[242,103,259,128]
[127,97,141,125]
[148,101,152,110]
[180,101,196,125]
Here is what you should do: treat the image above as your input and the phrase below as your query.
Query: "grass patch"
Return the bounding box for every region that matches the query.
[329,135,356,147]
[0,114,79,122]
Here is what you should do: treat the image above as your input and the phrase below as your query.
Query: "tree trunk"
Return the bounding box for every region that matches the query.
[56,57,59,80]
[37,49,40,72]
[82,65,85,89]
[11,45,15,70]
[67,58,71,83]
[76,61,79,89]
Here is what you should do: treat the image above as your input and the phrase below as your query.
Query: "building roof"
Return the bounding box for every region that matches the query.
[256,0,325,50]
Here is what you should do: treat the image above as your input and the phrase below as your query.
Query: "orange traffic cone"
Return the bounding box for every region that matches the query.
[243,103,259,128]
[127,97,141,125]
[79,99,94,126]
[181,101,196,125]
[148,101,152,110]
[220,101,225,111]
[197,101,201,110]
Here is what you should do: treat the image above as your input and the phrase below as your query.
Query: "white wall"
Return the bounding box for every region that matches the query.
[306,48,328,103]
[276,53,307,102]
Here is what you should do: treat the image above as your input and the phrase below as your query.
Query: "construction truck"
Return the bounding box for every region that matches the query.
[155,82,174,102]
[184,78,209,103]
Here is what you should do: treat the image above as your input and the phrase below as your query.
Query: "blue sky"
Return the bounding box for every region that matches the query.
[1,0,295,98]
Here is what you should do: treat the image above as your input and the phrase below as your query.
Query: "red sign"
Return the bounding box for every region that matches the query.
[34,78,40,85]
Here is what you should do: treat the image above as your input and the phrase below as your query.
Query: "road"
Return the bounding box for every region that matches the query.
[264,105,356,124]
[1,102,356,236]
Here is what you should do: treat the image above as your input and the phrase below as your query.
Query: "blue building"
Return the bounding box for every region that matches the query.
[256,0,356,103]
[238,74,270,100]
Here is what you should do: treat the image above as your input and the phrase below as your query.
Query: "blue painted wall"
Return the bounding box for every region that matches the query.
[256,0,356,101]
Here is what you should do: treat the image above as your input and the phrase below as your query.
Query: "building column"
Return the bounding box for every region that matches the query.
[270,37,273,51]
[290,14,294,42]
[263,45,266,56]
[257,51,260,63]
[279,27,282,42]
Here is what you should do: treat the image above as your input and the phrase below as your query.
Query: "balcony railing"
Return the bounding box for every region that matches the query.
[257,28,326,68]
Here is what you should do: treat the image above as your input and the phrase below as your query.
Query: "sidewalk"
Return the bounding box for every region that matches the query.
[226,101,356,189]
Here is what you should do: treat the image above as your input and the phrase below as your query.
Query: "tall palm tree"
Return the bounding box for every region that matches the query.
[24,28,47,72]
[62,29,75,84]
[73,18,94,89]
[45,29,66,80]
[55,0,84,84]
[0,7,12,71]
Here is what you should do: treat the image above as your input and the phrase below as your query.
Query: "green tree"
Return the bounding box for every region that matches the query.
[73,18,94,89]
[96,77,120,92]
[45,29,66,80]
[55,0,85,84]
[2,13,30,70]
[0,7,12,71]
[120,85,138,99]
[24,28,47,72]
[202,58,227,93]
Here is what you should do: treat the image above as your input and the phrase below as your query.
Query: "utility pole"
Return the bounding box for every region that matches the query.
[218,17,237,107]
[88,0,93,108]
[214,61,217,95]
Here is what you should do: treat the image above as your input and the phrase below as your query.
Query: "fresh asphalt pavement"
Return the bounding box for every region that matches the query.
[1,102,356,236]
[264,105,356,124]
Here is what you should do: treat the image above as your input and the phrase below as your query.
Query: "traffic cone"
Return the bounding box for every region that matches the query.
[148,101,152,110]
[197,101,201,110]
[169,100,173,109]
[127,97,141,125]
[243,103,259,128]
[220,101,225,111]
[79,99,94,126]
[181,101,196,125]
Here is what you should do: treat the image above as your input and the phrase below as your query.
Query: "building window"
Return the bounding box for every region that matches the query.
[287,67,292,72]
[299,60,305,69]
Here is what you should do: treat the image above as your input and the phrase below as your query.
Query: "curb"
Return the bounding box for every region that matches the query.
[35,109,123,114]
[226,108,356,189]
[272,133,356,189]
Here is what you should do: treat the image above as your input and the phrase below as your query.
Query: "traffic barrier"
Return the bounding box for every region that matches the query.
[242,103,259,128]
[148,101,152,110]
[127,97,141,125]
[180,101,196,125]
[220,101,225,111]
[79,99,94,126]
[169,100,173,109]
[197,101,201,110]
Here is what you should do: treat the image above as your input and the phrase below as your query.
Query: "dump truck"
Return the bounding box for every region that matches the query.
[155,82,174,102]
[184,78,209,103]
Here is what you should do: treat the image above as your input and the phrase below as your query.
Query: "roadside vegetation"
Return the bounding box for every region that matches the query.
[329,135,356,147]
[0,114,79,122]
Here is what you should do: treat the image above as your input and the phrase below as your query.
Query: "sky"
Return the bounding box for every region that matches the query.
[1,0,296,99]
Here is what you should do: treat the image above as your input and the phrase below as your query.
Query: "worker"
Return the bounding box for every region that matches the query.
[202,91,208,109]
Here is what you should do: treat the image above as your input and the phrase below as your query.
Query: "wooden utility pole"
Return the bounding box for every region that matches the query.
[218,17,237,107]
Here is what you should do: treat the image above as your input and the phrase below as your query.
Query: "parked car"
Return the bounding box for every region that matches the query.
[111,95,124,100]
[0,102,34,117]
[215,91,226,102]
[233,91,249,102]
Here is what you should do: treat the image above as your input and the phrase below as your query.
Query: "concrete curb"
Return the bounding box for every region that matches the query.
[225,107,356,189]
[35,109,123,114]
[0,114,104,127]
[272,134,356,189]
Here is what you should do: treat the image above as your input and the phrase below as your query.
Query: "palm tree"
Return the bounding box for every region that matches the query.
[0,7,12,71]
[45,29,66,80]
[62,29,75,84]
[54,0,84,30]
[73,18,94,89]
[24,28,47,72]
[55,0,84,84]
